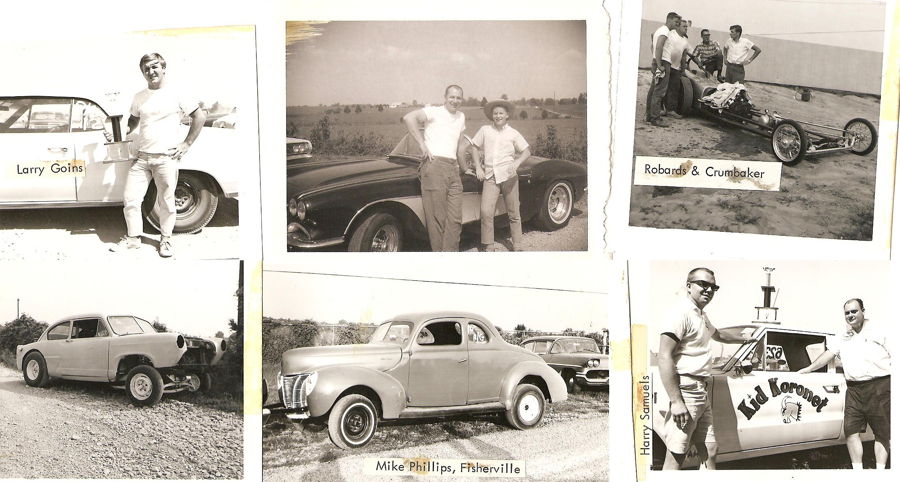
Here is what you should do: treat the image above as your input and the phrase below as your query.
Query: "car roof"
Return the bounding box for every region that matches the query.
[521,335,593,343]
[722,323,834,337]
[2,93,123,116]
[384,311,493,325]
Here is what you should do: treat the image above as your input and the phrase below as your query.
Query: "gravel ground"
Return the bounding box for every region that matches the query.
[0,365,243,479]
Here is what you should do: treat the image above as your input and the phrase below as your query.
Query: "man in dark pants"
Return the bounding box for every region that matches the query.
[645,12,681,127]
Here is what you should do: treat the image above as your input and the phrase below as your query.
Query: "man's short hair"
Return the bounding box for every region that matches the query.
[686,267,715,282]
[666,12,680,22]
[139,53,167,70]
[844,298,865,311]
[445,84,463,97]
[701,29,710,36]
[730,25,743,34]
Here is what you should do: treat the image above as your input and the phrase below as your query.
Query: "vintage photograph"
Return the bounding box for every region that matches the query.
[284,21,588,252]
[630,261,891,470]
[0,25,258,260]
[262,269,608,480]
[629,0,886,240]
[0,261,244,479]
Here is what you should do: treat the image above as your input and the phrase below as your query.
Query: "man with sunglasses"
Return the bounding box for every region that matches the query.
[690,29,724,82]
[658,267,750,469]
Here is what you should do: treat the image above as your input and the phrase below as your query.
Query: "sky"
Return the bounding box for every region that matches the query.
[642,0,886,52]
[286,21,588,106]
[263,267,607,333]
[630,260,891,341]
[0,261,240,337]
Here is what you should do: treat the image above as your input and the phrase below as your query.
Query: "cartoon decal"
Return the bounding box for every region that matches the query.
[736,377,829,420]
[781,396,802,423]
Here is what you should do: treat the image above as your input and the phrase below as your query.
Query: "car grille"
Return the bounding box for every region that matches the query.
[586,369,609,380]
[281,373,311,409]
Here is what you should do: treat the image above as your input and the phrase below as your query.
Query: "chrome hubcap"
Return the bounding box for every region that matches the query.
[174,182,197,214]
[547,183,573,224]
[371,225,401,252]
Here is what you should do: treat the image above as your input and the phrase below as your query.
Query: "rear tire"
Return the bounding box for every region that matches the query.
[505,384,545,429]
[844,118,877,155]
[347,212,403,252]
[534,180,574,231]
[676,76,696,115]
[144,171,219,234]
[771,120,808,165]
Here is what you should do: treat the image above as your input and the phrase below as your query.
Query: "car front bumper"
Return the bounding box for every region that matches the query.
[576,368,609,386]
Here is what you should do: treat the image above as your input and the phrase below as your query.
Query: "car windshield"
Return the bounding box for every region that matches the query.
[388,133,424,160]
[369,321,414,346]
[709,326,759,370]
[556,338,600,353]
[107,316,157,335]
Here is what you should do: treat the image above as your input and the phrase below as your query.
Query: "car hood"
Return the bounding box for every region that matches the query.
[286,157,418,198]
[281,343,403,374]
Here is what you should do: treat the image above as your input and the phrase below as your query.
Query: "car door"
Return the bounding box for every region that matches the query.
[73,98,131,202]
[0,97,77,202]
[61,317,111,379]
[711,330,846,455]
[37,320,72,376]
[466,320,513,404]
[407,319,468,407]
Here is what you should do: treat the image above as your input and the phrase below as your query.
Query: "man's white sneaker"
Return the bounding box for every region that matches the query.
[110,236,141,252]
[159,237,174,258]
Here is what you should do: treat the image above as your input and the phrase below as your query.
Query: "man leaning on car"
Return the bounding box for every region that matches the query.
[799,298,891,469]
[109,52,207,258]
[658,268,749,470]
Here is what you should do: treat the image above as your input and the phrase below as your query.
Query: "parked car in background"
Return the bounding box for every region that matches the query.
[0,94,242,234]
[286,137,313,163]
[264,311,568,449]
[286,133,587,251]
[521,335,609,391]
[16,313,226,406]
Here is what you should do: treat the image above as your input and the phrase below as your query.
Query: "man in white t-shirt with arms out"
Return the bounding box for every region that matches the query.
[658,267,749,469]
[403,85,471,251]
[723,25,762,84]
[645,12,681,127]
[663,19,692,120]
[110,52,206,257]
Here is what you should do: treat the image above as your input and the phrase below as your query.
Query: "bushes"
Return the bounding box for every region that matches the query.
[532,125,587,164]
[0,314,47,367]
[301,115,393,156]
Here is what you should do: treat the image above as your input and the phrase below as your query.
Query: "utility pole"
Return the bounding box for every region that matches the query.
[17,298,20,318]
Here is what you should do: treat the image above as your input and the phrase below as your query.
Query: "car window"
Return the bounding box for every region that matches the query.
[369,321,413,345]
[388,133,424,159]
[97,320,109,337]
[135,317,157,333]
[522,341,534,352]
[46,322,71,341]
[107,316,143,335]
[0,97,71,133]
[467,323,488,344]
[741,331,828,373]
[532,341,550,354]
[72,318,103,339]
[416,321,462,346]
[71,99,107,132]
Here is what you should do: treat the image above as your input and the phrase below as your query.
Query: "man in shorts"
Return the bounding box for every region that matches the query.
[723,25,762,84]
[658,268,750,469]
[799,298,890,469]
[109,52,206,257]
[645,12,681,127]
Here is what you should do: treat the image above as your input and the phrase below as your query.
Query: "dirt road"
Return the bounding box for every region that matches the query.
[630,70,880,240]
[0,198,239,261]
[264,414,607,481]
[0,365,242,479]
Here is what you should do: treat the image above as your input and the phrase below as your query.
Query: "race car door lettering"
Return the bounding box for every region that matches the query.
[736,377,829,420]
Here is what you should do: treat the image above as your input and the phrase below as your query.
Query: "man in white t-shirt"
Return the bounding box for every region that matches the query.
[663,20,692,120]
[402,85,472,251]
[658,268,750,469]
[645,12,681,127]
[799,298,890,469]
[723,25,762,84]
[109,53,207,257]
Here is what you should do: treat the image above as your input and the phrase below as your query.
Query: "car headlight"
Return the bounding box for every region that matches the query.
[288,198,298,217]
[304,371,318,396]
[588,359,599,368]
[297,200,307,221]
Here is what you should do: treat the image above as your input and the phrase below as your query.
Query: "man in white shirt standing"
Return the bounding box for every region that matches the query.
[663,19,692,120]
[645,12,681,127]
[658,267,749,469]
[722,25,762,84]
[799,298,890,469]
[403,85,471,251]
[110,53,206,258]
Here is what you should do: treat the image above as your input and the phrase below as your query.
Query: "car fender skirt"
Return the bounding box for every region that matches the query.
[305,365,406,419]
[500,360,569,407]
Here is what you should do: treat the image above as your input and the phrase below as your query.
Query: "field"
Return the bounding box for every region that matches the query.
[287,104,588,161]
[630,69,881,240]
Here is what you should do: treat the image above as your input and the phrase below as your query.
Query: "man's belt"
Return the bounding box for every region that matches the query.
[847,375,890,387]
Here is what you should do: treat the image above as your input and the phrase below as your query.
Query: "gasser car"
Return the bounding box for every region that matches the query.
[669,75,877,165]
[286,137,313,163]
[264,312,568,449]
[286,133,587,251]
[521,335,609,391]
[15,313,226,406]
[0,94,242,233]
[650,323,873,468]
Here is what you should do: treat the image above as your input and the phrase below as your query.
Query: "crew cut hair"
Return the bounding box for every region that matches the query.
[666,12,680,21]
[445,84,463,97]
[686,267,715,282]
[844,298,865,311]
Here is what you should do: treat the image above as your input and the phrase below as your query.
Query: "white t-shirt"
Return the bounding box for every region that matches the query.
[421,105,466,160]
[651,25,672,64]
[661,296,718,377]
[725,37,756,65]
[666,31,691,71]
[829,321,891,382]
[130,86,199,154]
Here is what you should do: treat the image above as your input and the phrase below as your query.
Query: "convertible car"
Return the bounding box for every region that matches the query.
[286,134,587,251]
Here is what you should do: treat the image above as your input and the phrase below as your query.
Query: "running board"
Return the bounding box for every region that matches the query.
[397,402,506,419]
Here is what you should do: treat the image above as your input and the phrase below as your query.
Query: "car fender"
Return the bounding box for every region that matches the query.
[306,365,407,419]
[499,360,568,408]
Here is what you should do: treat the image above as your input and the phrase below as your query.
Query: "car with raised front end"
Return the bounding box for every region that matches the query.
[16,313,226,406]
[521,335,609,391]
[286,133,587,251]
[264,311,568,449]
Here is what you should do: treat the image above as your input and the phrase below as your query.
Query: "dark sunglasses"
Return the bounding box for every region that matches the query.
[689,280,720,292]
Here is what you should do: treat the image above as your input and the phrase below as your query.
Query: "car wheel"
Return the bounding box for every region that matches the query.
[199,372,213,392]
[22,352,49,388]
[126,365,164,406]
[262,377,269,405]
[143,171,219,234]
[676,75,695,115]
[505,384,545,430]
[562,370,576,393]
[844,118,878,155]
[534,180,574,231]
[770,120,808,165]
[347,212,403,252]
[327,394,379,449]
